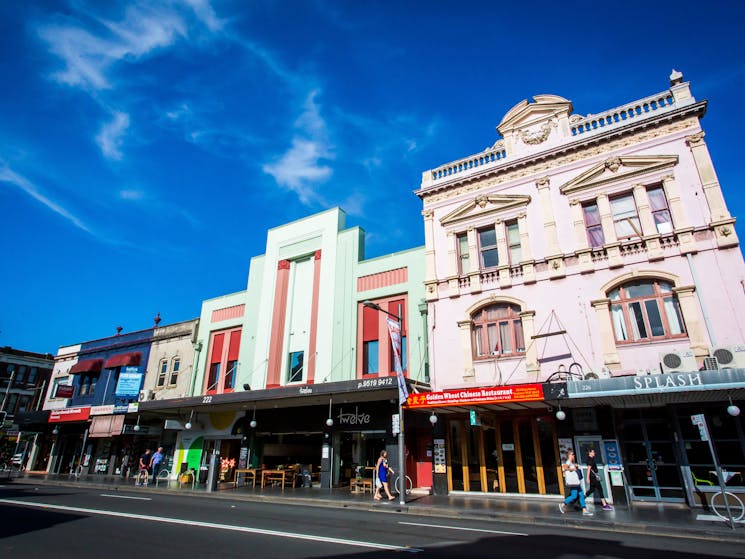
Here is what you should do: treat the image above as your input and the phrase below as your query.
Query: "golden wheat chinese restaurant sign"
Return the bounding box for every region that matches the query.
[406,384,544,409]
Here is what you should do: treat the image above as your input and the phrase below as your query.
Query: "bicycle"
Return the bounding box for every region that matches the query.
[709,490,744,523]
[701,471,745,524]
[394,474,413,496]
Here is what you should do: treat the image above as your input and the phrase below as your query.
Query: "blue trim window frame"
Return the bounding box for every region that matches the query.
[157,360,168,387]
[169,358,180,386]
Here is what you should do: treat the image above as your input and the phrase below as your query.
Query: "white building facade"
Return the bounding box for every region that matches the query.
[416,72,745,507]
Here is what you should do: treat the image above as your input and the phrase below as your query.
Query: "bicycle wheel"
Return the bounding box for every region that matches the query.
[710,491,745,522]
[395,475,413,495]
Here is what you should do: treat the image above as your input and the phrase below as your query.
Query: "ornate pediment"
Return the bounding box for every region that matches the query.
[440,194,531,226]
[559,155,679,195]
[497,94,572,136]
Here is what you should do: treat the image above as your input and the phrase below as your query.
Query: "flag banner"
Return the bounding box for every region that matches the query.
[386,316,409,405]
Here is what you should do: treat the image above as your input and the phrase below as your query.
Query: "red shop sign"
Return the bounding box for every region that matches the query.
[49,407,91,423]
[406,384,544,409]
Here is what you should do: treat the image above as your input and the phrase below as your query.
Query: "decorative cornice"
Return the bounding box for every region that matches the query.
[685,131,705,147]
[417,105,704,204]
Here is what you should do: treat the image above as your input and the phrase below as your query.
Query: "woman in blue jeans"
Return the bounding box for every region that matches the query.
[559,451,592,516]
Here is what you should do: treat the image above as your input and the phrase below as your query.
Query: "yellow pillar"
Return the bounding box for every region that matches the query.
[662,174,697,254]
[458,320,476,381]
[673,285,709,357]
[633,183,663,260]
[590,298,621,368]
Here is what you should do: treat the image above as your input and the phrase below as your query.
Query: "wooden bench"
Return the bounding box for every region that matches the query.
[350,478,373,494]
[233,468,260,488]
[261,467,298,489]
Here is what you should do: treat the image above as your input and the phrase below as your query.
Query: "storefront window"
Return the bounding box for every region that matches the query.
[678,407,744,488]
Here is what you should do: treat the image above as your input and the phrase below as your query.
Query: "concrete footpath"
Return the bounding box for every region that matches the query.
[5,471,745,543]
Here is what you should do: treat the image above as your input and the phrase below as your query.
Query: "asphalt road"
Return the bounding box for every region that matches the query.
[0,482,742,559]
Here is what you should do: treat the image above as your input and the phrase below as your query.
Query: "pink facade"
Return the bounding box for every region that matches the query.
[418,73,745,391]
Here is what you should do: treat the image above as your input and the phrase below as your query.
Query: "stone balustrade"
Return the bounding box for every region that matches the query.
[569,90,676,138]
[423,88,682,188]
[429,144,508,182]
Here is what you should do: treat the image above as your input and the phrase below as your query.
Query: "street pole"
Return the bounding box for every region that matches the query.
[363,300,407,507]
[395,303,406,507]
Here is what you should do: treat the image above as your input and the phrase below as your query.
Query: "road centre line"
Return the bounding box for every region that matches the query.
[399,521,528,536]
[100,494,152,501]
[0,498,414,551]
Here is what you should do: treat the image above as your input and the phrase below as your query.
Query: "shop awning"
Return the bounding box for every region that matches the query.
[12,410,51,430]
[104,352,142,368]
[89,414,125,438]
[70,359,104,374]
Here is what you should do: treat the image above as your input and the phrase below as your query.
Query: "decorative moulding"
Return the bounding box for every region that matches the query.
[497,95,573,135]
[439,194,531,227]
[559,154,679,195]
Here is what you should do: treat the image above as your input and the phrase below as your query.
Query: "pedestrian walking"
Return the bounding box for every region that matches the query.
[559,450,592,516]
[149,446,164,485]
[136,449,151,486]
[373,450,395,501]
[585,449,613,511]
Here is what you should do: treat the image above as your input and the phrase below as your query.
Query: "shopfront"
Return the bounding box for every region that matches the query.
[565,369,745,507]
[139,378,421,488]
[12,409,52,471]
[47,406,91,475]
[407,383,564,496]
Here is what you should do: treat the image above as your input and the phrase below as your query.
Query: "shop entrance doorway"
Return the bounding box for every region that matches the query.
[621,415,684,502]
[447,414,561,494]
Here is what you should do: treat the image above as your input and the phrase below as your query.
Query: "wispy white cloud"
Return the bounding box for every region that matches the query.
[182,0,226,32]
[96,111,130,160]
[118,189,144,201]
[37,1,223,93]
[263,90,334,205]
[0,162,92,234]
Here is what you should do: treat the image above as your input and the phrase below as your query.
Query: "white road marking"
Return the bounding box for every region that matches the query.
[100,494,152,501]
[399,521,528,536]
[0,498,417,551]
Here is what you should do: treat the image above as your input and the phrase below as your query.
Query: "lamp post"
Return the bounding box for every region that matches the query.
[363,300,407,507]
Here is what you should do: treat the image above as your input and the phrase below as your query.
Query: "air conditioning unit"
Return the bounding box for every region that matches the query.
[138,389,154,402]
[710,345,745,369]
[659,349,697,374]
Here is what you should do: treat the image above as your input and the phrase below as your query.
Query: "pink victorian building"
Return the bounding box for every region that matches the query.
[415,72,745,509]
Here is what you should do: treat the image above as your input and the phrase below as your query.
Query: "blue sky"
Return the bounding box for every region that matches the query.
[2,1,744,354]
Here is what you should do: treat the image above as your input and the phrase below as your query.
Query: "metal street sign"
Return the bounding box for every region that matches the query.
[691,414,709,441]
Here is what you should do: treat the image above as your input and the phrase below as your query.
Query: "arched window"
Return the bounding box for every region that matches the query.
[472,303,525,358]
[609,280,686,343]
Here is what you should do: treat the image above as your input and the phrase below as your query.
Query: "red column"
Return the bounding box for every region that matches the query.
[266,260,291,388]
[306,250,322,384]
